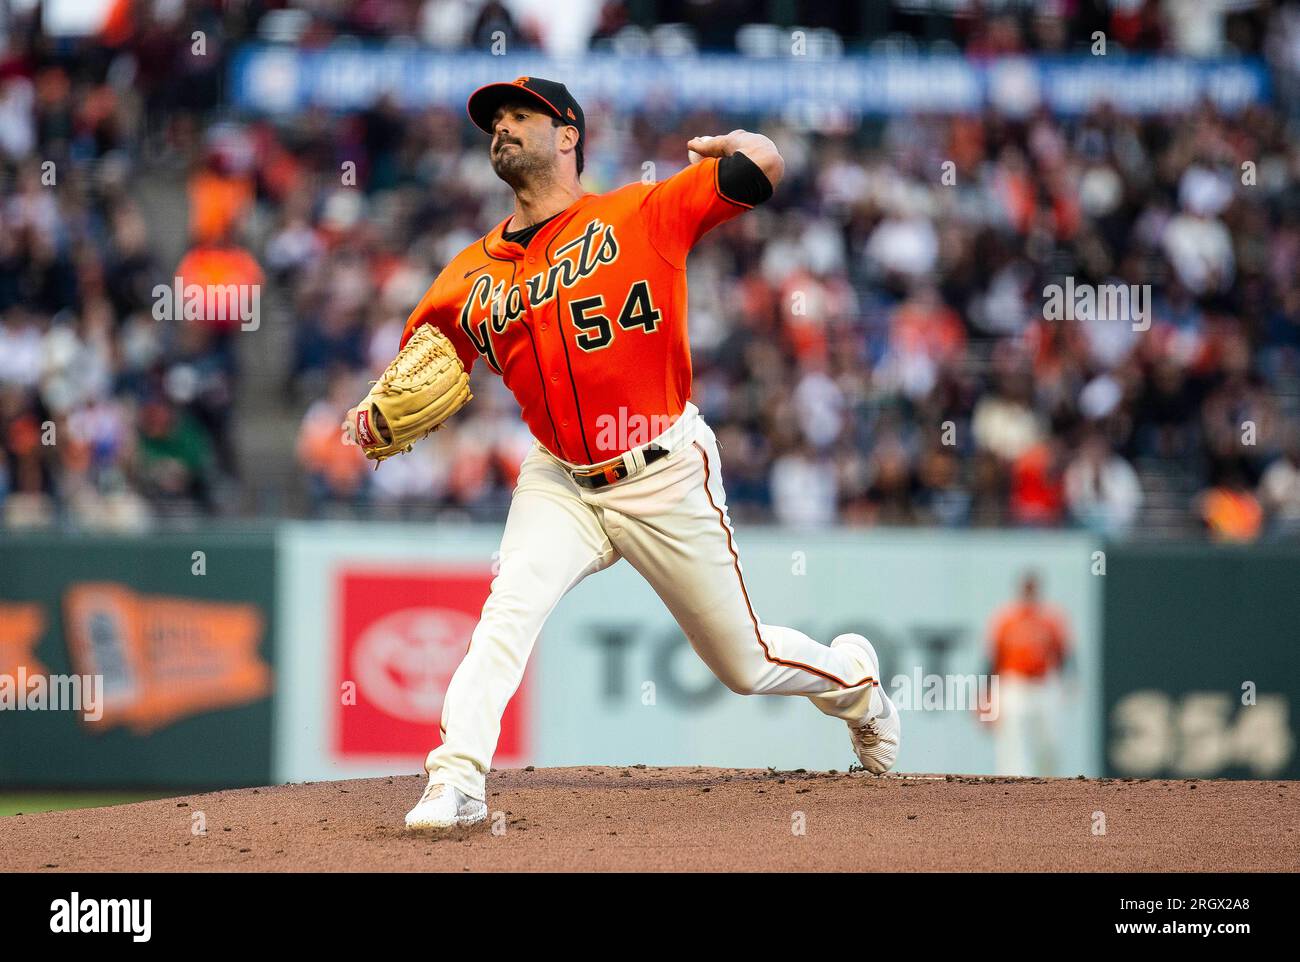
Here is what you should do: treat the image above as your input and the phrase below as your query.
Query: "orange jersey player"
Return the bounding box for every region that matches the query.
[376,77,900,830]
[985,571,1074,776]
[988,573,1071,681]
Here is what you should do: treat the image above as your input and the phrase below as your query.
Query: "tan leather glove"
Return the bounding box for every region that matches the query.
[343,325,472,464]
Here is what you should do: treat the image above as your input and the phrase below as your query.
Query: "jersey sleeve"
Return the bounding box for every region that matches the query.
[642,156,753,268]
[399,273,478,373]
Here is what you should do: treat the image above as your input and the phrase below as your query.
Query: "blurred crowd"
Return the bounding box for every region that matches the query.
[2,0,1300,539]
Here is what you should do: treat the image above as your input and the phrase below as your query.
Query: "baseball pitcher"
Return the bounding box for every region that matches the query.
[343,77,901,829]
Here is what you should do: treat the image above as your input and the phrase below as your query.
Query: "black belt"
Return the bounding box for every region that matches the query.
[569,444,670,490]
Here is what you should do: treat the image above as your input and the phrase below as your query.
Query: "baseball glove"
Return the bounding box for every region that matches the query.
[348,325,472,464]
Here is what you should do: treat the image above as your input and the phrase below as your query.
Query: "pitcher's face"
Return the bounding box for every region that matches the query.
[489,102,563,188]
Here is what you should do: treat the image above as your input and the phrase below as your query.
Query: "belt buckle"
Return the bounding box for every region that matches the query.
[572,457,625,489]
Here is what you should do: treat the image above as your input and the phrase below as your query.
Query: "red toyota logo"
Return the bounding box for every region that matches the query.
[351,607,476,723]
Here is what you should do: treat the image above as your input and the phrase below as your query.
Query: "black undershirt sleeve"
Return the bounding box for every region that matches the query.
[717,151,774,206]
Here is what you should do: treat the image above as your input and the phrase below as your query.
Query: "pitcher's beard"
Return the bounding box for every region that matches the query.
[491,144,554,190]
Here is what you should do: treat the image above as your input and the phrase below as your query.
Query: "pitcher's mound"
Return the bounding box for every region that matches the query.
[5,767,1295,872]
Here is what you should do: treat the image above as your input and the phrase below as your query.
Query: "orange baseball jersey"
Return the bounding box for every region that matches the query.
[987,602,1071,680]
[398,157,754,465]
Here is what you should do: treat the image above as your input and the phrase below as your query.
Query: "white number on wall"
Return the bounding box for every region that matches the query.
[1110,691,1293,777]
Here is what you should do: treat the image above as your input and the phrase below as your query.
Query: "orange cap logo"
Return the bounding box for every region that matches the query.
[514,76,530,85]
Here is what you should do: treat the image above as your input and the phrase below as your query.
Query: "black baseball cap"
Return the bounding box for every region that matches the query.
[467,76,585,147]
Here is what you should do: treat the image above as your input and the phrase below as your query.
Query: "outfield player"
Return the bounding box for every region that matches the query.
[986,571,1073,775]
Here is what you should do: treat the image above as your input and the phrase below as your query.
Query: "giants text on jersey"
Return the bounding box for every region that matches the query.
[399,156,756,464]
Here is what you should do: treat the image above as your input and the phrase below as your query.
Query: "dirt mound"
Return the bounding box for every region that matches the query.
[3,767,1294,872]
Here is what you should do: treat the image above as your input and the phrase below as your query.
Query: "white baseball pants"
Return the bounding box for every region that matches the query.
[425,406,877,800]
[993,675,1064,776]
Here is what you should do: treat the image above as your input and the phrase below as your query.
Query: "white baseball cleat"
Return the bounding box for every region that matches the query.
[832,633,901,775]
[404,778,488,830]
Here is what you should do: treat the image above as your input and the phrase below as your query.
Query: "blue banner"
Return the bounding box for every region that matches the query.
[229,45,1270,117]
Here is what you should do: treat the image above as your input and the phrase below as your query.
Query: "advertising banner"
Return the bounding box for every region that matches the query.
[276,523,1102,782]
[333,568,527,761]
[274,525,530,781]
[0,532,276,788]
[230,47,1270,118]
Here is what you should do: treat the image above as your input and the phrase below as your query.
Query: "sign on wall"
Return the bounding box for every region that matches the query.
[275,524,1102,781]
[0,533,276,788]
[1103,545,1298,779]
[274,526,531,782]
[230,47,1270,117]
[333,568,527,762]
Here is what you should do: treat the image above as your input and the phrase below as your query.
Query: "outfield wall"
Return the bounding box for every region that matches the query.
[0,532,276,788]
[5,526,1295,787]
[273,524,1102,782]
[1102,544,1300,779]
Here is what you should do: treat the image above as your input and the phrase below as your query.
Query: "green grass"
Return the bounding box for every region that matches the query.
[0,792,175,818]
